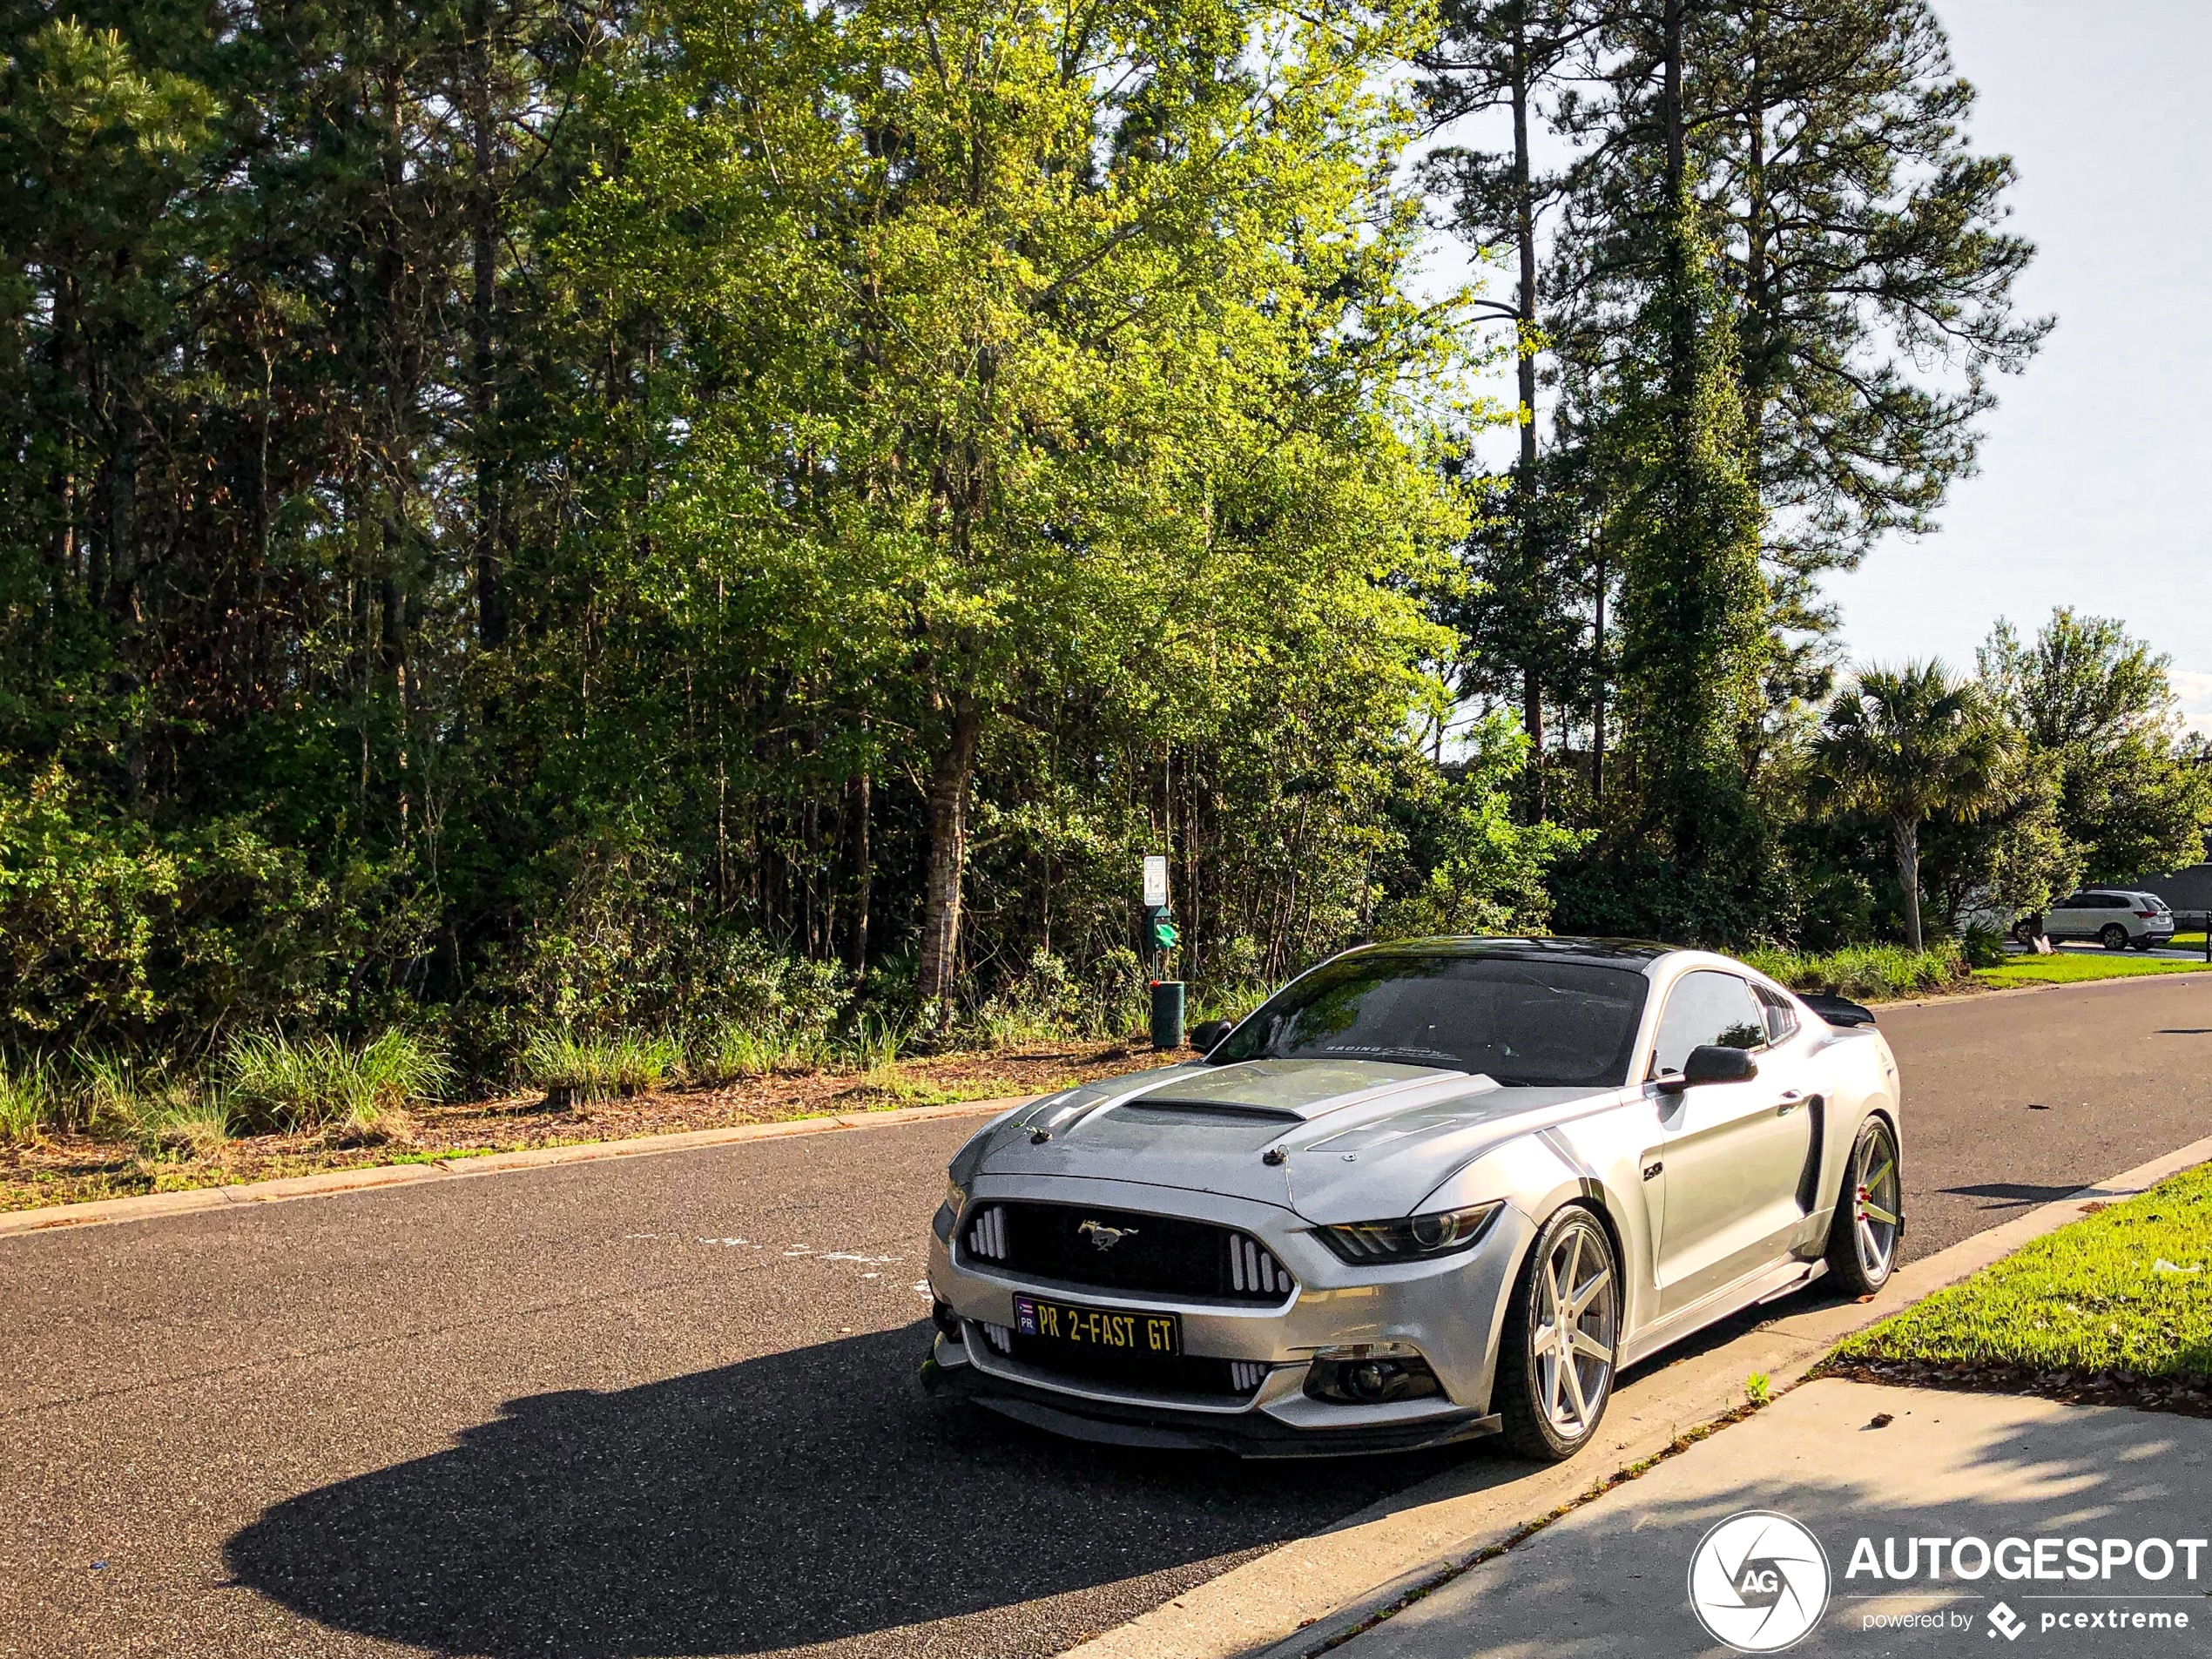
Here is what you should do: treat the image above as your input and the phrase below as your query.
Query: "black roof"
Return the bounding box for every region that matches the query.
[1343,935,1674,968]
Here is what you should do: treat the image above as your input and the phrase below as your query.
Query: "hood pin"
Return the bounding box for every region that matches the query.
[1262,1146,1286,1166]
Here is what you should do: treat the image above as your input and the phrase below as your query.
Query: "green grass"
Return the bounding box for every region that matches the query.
[1743,942,1969,1002]
[1835,1164,2212,1382]
[1974,954,2212,988]
[520,1027,682,1101]
[226,1028,451,1133]
[0,1056,60,1143]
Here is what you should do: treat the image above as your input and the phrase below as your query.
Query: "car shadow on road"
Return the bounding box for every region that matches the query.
[225,1321,1471,1658]
[1940,1181,2086,1205]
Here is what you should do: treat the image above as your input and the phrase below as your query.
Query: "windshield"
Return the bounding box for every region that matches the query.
[1210,954,1650,1089]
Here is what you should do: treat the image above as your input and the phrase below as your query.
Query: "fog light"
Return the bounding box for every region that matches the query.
[932,1298,962,1340]
[1304,1342,1443,1405]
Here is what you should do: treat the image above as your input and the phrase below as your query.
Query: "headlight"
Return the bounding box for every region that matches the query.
[932,1179,968,1244]
[1312,1201,1502,1264]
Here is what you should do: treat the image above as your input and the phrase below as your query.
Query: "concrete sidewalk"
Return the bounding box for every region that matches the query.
[1317,1379,2212,1657]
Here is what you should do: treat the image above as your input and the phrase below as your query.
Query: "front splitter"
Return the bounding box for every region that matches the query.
[930,1358,1501,1458]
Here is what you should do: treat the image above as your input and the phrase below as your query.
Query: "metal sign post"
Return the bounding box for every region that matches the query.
[1141,855,1183,1049]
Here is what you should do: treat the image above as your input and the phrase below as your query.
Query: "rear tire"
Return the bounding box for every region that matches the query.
[2101,923,2129,951]
[1826,1116,1901,1295]
[1494,1206,1619,1461]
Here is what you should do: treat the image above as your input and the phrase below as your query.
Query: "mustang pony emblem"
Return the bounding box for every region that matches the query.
[1078,1219,1139,1251]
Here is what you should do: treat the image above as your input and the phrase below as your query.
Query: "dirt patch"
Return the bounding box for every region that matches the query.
[1824,1358,2212,1420]
[0,1042,1157,1213]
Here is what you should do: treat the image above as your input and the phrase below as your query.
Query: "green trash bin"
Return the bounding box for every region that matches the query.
[1149,980,1185,1050]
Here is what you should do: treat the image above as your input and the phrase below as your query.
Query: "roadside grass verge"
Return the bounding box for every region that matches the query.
[1831,1163,2212,1414]
[1973,954,2212,989]
[1744,942,1969,1001]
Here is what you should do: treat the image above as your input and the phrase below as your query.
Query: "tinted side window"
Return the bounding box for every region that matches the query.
[2056,894,2090,909]
[1754,983,1798,1042]
[1649,972,1767,1078]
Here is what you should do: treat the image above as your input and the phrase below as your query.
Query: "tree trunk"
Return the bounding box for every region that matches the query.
[846,762,872,975]
[1511,13,1545,814]
[467,0,506,651]
[1592,537,1608,802]
[917,705,981,1027]
[1894,814,1924,952]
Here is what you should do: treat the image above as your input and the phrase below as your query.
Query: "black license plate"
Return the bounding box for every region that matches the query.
[1013,1295,1180,1356]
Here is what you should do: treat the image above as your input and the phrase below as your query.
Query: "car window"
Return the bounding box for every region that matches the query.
[1210,954,1652,1088]
[1649,971,1768,1078]
[2056,894,2090,909]
[1754,983,1798,1043]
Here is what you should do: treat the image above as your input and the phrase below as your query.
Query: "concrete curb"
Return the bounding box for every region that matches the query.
[1069,1130,2212,1659]
[0,1096,1028,1243]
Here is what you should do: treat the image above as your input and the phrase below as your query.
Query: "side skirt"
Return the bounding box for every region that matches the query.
[1617,1258,1827,1370]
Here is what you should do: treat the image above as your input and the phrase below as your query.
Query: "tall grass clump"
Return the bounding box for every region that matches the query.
[0,1055,60,1143]
[226,1028,451,1136]
[1743,941,1969,1002]
[522,1027,680,1102]
[76,1052,233,1157]
[689,1021,832,1083]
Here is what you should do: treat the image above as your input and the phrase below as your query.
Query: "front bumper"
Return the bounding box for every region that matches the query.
[927,1176,1530,1456]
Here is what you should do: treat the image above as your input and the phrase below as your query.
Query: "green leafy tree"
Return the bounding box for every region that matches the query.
[1978,610,2212,883]
[1813,660,2013,950]
[572,0,1469,1025]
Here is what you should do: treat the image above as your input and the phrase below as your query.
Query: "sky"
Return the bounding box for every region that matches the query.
[1824,0,2212,726]
[1422,0,2212,730]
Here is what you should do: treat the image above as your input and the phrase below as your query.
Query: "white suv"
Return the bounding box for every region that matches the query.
[2028,889,2176,951]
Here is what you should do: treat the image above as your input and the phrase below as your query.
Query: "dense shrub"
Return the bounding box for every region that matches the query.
[1743,941,1970,1002]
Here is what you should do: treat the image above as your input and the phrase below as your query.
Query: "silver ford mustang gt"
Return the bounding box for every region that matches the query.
[924,937,1903,1460]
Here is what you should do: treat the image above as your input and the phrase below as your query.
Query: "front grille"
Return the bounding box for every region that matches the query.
[977,1321,1266,1399]
[960,1201,1294,1304]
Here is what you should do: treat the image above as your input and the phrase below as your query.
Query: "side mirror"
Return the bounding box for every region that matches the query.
[1655,1043,1759,1095]
[1189,1019,1233,1055]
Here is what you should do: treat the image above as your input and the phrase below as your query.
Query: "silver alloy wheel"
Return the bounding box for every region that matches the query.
[1852,1123,1902,1281]
[1529,1214,1617,1441]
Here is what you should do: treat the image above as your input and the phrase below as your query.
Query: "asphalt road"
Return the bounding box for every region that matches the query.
[6,973,2212,1659]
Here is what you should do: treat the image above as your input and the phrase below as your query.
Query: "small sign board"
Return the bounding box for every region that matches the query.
[1141,854,1170,908]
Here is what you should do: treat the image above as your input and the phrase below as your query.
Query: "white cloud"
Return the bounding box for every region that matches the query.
[2168,671,2212,737]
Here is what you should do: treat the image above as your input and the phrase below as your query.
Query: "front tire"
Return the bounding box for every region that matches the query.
[1495,1206,1619,1460]
[2101,923,2129,951]
[1826,1116,1901,1295]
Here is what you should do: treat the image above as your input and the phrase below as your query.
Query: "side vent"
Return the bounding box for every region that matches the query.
[1229,1360,1271,1393]
[967,1205,1008,1260]
[1227,1232,1290,1297]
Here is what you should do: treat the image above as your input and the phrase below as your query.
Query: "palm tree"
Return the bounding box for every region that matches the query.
[1815,661,2016,951]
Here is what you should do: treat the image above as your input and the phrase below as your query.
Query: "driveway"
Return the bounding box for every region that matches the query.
[5,972,2212,1658]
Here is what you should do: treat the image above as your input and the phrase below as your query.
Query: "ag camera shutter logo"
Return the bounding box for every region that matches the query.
[1688,1510,1831,1651]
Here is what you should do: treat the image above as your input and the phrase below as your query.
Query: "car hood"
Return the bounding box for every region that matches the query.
[961,1057,1618,1224]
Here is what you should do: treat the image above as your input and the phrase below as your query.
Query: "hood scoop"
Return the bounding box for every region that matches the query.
[1123,1057,1460,1123]
[1116,1097,1305,1125]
